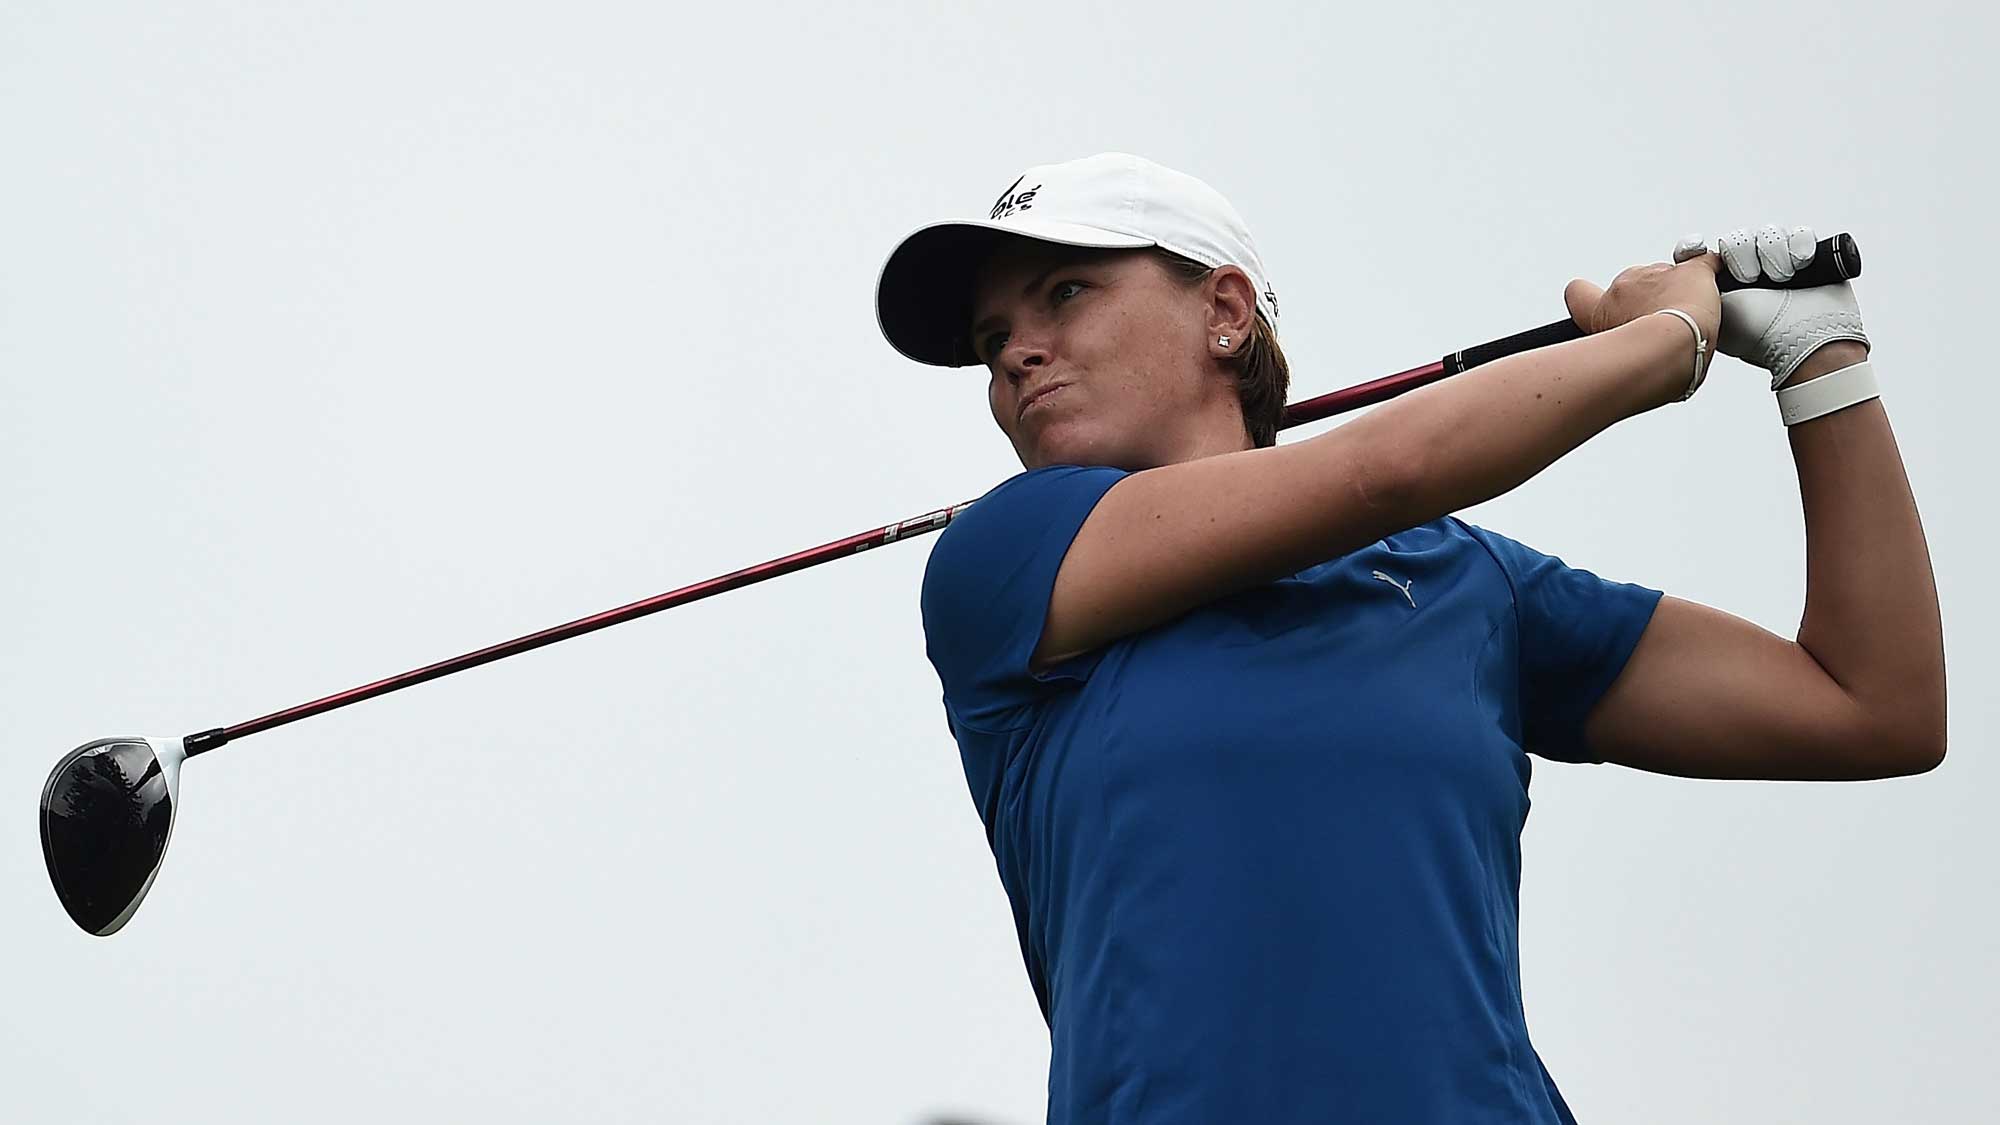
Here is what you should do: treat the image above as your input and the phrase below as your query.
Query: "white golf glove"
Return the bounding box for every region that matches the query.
[1672,224,1869,389]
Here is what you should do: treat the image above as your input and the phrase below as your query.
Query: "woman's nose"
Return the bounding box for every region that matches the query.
[1000,337,1050,382]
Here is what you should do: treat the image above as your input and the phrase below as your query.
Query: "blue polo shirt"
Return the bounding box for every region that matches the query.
[920,465,1663,1124]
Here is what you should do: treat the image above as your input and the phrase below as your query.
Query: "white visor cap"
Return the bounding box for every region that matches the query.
[876,152,1280,367]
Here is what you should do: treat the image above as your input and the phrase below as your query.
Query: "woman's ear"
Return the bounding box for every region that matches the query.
[1206,265,1257,358]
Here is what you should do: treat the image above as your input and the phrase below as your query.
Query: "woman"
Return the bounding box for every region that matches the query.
[875,153,1943,1123]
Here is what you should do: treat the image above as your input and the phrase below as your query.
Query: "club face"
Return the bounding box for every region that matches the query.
[39,737,185,936]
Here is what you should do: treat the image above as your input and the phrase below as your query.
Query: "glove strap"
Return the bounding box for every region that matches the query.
[1777,360,1880,426]
[1650,308,1710,401]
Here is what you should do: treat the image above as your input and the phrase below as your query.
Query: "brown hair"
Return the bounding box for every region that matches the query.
[1154,250,1291,448]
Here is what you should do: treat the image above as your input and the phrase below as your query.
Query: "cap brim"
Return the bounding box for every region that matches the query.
[876,217,1154,367]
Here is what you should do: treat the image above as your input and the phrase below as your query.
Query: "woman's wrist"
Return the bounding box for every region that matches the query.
[1609,313,1704,411]
[1778,340,1870,388]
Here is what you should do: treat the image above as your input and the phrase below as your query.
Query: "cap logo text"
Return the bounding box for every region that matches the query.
[989,175,1040,220]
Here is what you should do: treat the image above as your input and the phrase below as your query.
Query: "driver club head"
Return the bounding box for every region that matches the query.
[39,736,187,936]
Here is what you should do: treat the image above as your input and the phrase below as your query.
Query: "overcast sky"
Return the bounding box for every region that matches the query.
[4,2,1994,1122]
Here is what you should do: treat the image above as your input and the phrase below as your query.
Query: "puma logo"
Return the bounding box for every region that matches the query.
[1371,569,1416,608]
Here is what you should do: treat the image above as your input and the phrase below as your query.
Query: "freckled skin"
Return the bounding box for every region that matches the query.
[967,245,1257,472]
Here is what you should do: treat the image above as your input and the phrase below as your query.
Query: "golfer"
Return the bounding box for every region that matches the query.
[875,153,1943,1123]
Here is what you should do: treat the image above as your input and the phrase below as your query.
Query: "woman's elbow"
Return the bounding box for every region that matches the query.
[1859,712,1947,777]
[1349,434,1426,521]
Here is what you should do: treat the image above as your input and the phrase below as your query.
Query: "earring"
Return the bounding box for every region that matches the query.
[1217,335,1231,349]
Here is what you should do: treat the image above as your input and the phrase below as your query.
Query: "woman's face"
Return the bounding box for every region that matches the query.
[967,244,1248,471]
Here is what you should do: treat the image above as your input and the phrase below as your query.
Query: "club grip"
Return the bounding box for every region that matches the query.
[1443,232,1863,375]
[1715,231,1860,293]
[1444,319,1587,376]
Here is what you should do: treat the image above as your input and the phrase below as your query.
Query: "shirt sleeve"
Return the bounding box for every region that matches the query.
[920,464,1129,732]
[1455,519,1665,764]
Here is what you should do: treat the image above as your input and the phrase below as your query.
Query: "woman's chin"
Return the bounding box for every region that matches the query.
[1025,420,1120,469]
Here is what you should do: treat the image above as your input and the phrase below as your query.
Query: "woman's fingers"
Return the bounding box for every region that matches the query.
[1785,225,1817,269]
[1718,228,1763,284]
[1752,224,1796,281]
[1706,223,1819,284]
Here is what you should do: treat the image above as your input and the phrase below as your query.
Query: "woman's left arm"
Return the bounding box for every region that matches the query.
[1584,339,1947,780]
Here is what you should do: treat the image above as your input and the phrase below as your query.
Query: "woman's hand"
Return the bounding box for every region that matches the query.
[1562,254,1724,405]
[1562,255,1722,342]
[1673,224,1871,390]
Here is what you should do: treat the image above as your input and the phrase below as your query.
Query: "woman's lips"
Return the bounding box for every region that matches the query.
[1018,382,1069,420]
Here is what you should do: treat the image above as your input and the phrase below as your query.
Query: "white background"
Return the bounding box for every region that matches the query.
[4,2,1993,1122]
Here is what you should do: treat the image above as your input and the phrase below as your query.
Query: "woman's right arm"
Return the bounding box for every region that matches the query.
[1033,257,1718,670]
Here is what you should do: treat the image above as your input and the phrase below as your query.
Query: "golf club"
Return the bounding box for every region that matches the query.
[39,234,1861,936]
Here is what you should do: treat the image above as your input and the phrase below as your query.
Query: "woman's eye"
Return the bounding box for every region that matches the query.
[981,332,1008,361]
[1052,280,1085,303]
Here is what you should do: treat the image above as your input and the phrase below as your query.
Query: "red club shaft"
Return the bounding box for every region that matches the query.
[181,346,1482,755]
